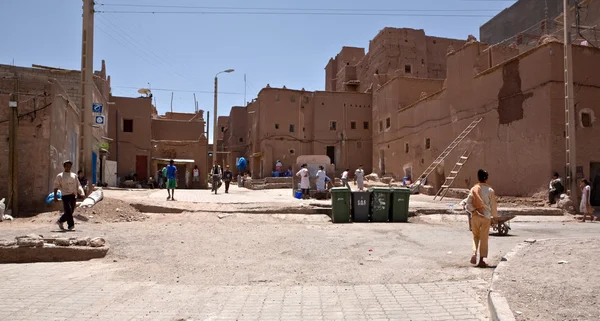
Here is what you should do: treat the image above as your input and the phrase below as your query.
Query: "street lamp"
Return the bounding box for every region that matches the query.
[213,69,235,167]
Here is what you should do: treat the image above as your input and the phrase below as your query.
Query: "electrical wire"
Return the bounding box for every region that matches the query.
[111,85,244,95]
[96,11,495,17]
[97,4,504,12]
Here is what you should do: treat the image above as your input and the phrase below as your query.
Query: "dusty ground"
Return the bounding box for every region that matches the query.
[495,238,600,321]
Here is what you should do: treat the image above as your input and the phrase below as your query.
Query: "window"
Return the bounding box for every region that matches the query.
[405,143,409,153]
[290,95,296,102]
[364,121,369,130]
[329,121,337,131]
[123,119,133,133]
[350,121,357,130]
[303,96,309,103]
[289,149,295,155]
[221,126,225,132]
[275,94,280,101]
[239,137,244,143]
[581,112,592,127]
[379,121,383,132]
[289,124,295,133]
[405,64,412,74]
[425,138,431,150]
[386,117,391,129]
[275,124,279,129]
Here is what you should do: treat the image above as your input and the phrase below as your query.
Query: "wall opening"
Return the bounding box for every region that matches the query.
[274,123,279,129]
[289,149,295,155]
[289,124,295,133]
[386,117,391,129]
[425,138,431,149]
[581,110,594,128]
[326,146,336,165]
[329,121,337,131]
[238,137,243,143]
[405,143,409,153]
[350,121,357,129]
[379,121,383,132]
[364,121,369,130]
[404,64,412,74]
[123,119,133,132]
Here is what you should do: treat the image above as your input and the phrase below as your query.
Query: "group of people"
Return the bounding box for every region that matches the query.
[548,172,595,222]
[295,164,366,199]
[209,161,234,195]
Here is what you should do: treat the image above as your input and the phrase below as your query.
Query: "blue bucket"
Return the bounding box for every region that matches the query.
[294,190,302,199]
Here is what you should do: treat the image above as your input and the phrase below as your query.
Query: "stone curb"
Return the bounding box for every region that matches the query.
[488,240,535,321]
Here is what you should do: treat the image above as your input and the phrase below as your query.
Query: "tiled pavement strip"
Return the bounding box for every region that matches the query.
[0,262,488,321]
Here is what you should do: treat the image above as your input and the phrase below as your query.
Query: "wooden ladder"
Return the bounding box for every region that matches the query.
[434,150,472,200]
[411,118,482,192]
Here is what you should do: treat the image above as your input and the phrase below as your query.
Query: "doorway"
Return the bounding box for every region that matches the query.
[591,162,600,206]
[136,155,148,181]
[379,150,386,174]
[326,146,336,165]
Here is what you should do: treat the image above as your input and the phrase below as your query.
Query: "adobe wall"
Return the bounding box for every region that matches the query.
[224,106,248,168]
[151,119,205,141]
[325,47,365,91]
[217,116,228,141]
[0,80,79,211]
[163,111,204,121]
[373,42,579,196]
[106,96,153,180]
[151,140,208,189]
[479,0,562,45]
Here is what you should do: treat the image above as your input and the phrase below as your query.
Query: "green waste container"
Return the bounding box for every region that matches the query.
[369,187,391,222]
[390,187,411,222]
[331,187,351,223]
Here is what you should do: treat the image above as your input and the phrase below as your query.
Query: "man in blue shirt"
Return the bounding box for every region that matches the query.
[166,160,178,201]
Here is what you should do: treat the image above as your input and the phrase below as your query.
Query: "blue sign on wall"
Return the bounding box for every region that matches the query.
[92,103,103,113]
[95,115,105,125]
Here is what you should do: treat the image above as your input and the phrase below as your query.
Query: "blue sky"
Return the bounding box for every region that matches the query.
[0,0,514,141]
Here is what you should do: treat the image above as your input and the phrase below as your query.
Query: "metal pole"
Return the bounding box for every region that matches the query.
[564,0,578,205]
[81,0,94,181]
[212,76,218,166]
[170,92,174,113]
[8,88,18,216]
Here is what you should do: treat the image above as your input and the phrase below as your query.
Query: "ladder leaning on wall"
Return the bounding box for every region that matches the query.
[410,118,483,193]
[434,150,472,201]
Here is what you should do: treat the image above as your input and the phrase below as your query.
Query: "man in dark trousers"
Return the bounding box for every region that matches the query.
[211,161,223,194]
[223,165,233,193]
[54,160,84,231]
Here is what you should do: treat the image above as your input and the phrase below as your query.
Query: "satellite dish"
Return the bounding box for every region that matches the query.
[138,88,151,96]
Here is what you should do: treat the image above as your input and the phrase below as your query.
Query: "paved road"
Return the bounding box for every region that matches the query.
[0,261,488,321]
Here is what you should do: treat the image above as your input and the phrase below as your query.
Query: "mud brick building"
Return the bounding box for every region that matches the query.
[0,63,110,211]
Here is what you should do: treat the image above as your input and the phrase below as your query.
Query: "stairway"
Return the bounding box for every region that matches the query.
[434,150,472,201]
[411,118,482,193]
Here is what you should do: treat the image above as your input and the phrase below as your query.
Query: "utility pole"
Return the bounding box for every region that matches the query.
[81,0,94,180]
[564,0,578,205]
[170,92,174,113]
[213,76,218,166]
[8,83,19,216]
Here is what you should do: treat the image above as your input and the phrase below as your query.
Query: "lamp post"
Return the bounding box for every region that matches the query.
[213,69,235,167]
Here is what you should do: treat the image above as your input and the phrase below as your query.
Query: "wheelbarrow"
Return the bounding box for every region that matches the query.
[461,199,515,236]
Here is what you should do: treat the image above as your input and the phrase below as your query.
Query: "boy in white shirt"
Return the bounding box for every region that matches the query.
[54,160,84,231]
[341,169,350,189]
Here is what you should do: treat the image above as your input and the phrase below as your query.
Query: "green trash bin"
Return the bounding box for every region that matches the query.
[390,187,411,222]
[369,187,391,222]
[331,187,351,223]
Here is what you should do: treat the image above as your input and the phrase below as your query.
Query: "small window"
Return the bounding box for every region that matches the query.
[329,121,337,131]
[425,138,431,150]
[275,124,279,129]
[405,64,412,74]
[582,112,592,127]
[123,119,133,132]
[290,95,296,102]
[303,96,309,103]
[289,124,295,133]
[364,121,369,130]
[405,143,409,153]
[379,121,383,132]
[275,94,280,101]
[386,117,391,129]
[289,149,295,155]
[350,121,357,130]
[221,126,225,132]
[239,137,244,143]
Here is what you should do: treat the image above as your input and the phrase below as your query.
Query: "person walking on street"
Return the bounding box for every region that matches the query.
[355,165,365,191]
[166,160,178,201]
[316,166,327,191]
[296,163,310,199]
[580,179,595,222]
[465,169,498,268]
[223,165,233,193]
[211,161,223,194]
[193,165,200,183]
[341,169,351,189]
[54,160,84,231]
